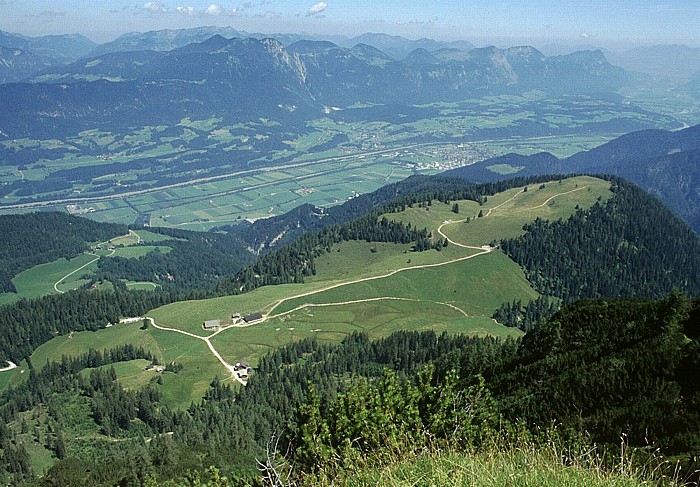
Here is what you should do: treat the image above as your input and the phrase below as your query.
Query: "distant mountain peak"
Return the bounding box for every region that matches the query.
[403,48,439,66]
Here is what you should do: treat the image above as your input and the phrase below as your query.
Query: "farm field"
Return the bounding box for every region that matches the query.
[0,176,615,409]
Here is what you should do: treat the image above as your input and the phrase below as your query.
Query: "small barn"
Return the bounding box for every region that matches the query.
[231,312,241,320]
[243,312,263,323]
[203,319,221,330]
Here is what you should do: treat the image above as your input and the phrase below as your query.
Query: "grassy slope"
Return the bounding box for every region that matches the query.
[24,322,224,406]
[0,254,99,305]
[326,445,655,487]
[11,176,613,409]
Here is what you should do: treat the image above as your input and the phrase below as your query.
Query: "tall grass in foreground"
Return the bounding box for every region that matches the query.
[284,433,685,487]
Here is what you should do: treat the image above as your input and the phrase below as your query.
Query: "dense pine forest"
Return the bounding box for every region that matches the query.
[501,180,700,301]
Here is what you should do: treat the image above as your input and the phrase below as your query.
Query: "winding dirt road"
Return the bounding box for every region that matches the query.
[136,184,588,381]
[143,317,247,385]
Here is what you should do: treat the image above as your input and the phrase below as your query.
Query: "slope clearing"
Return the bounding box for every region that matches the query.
[10,176,613,408]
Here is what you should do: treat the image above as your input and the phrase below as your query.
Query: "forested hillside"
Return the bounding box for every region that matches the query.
[501,179,700,301]
[96,226,253,292]
[0,289,174,362]
[0,212,126,293]
[493,294,700,452]
[2,295,696,485]
[1,175,700,485]
[282,294,700,485]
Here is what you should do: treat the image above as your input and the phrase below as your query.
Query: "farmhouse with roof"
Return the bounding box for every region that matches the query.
[233,361,252,379]
[203,319,221,330]
[243,312,263,323]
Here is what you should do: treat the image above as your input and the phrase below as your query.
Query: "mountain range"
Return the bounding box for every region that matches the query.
[0,36,633,139]
[4,26,700,88]
[90,27,475,60]
[0,27,476,84]
[0,31,96,84]
[606,44,700,82]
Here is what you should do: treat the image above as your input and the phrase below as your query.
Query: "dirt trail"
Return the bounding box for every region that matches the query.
[0,361,18,372]
[529,185,588,209]
[143,317,247,385]
[484,189,525,217]
[53,232,141,294]
[264,246,493,318]
[53,254,101,294]
[136,184,589,382]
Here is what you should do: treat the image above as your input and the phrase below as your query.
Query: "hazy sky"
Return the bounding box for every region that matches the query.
[1,0,698,49]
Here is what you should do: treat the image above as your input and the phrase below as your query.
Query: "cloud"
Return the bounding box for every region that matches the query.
[23,9,67,19]
[143,2,168,13]
[408,16,438,25]
[38,10,67,18]
[580,32,591,39]
[307,2,327,16]
[205,4,222,15]
[176,6,195,15]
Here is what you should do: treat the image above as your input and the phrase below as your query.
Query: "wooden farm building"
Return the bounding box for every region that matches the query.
[203,319,221,330]
[243,312,263,323]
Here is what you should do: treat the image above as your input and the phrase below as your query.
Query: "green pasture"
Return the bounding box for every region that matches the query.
[16,409,57,475]
[273,251,538,317]
[385,175,612,247]
[25,321,224,408]
[125,281,160,291]
[210,299,521,368]
[148,241,474,337]
[149,326,227,407]
[30,323,162,370]
[86,359,154,390]
[311,240,478,284]
[106,231,140,246]
[138,157,430,230]
[15,175,615,409]
[442,176,612,247]
[0,229,167,304]
[0,253,100,303]
[620,84,700,125]
[0,362,22,390]
[149,283,336,336]
[130,229,179,243]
